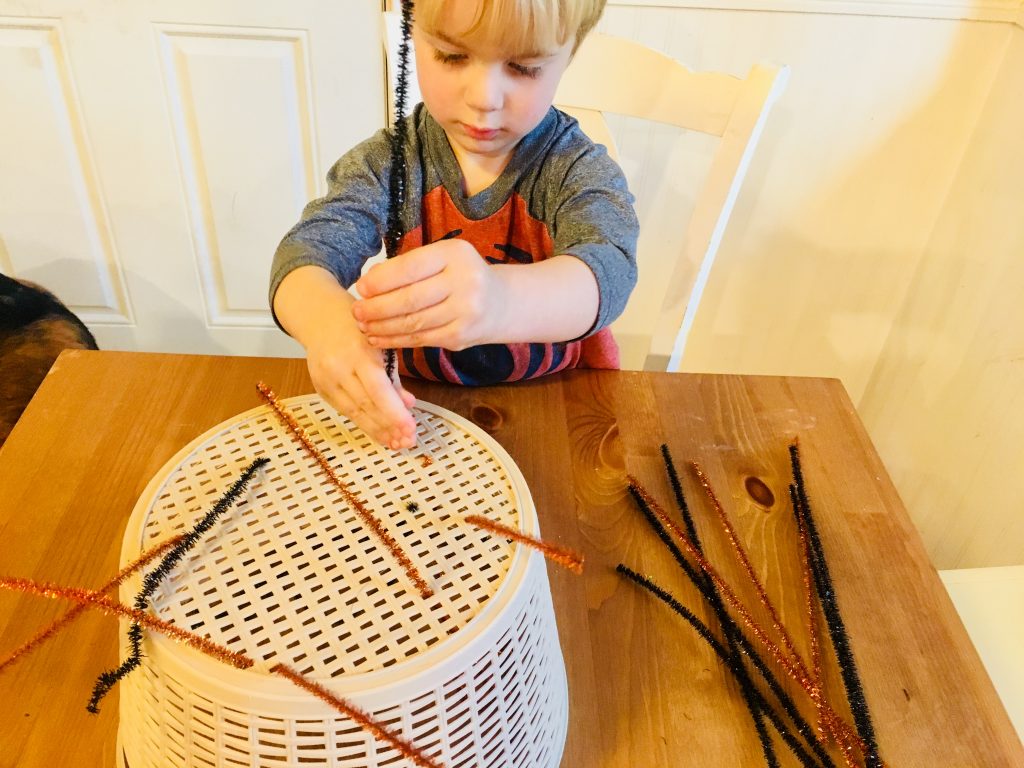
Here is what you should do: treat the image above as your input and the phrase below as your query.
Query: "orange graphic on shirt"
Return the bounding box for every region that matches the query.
[398,186,554,262]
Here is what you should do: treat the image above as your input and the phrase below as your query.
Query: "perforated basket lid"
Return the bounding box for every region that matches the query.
[121,395,537,691]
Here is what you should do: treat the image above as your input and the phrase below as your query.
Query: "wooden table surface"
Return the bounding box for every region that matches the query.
[0,350,1020,768]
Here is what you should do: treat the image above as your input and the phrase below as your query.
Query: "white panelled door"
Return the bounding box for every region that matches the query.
[0,0,384,356]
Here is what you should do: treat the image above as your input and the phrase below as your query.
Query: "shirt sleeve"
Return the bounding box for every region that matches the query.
[548,140,639,334]
[267,131,393,327]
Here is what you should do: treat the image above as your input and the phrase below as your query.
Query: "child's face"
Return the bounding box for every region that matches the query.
[413,1,574,168]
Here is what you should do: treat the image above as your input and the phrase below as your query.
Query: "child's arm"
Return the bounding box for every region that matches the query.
[270,121,427,449]
[351,239,600,350]
[273,265,417,450]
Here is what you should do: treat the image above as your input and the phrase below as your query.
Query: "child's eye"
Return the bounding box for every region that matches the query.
[433,49,467,66]
[509,62,543,79]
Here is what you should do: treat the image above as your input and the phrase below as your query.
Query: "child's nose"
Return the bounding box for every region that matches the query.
[465,64,504,113]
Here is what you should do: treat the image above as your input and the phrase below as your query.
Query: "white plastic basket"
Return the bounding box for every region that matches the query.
[116,395,568,768]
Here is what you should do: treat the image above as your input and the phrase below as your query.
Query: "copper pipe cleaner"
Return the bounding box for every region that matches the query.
[271,663,443,768]
[691,462,805,669]
[256,382,432,598]
[627,477,868,762]
[626,483,835,768]
[659,446,780,768]
[629,477,811,685]
[796,504,826,738]
[0,578,252,670]
[464,514,584,574]
[2,579,446,764]
[0,534,184,675]
[617,564,835,768]
[689,463,866,766]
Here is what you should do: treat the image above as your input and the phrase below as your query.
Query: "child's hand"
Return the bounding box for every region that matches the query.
[273,265,417,451]
[352,239,504,351]
[305,327,418,451]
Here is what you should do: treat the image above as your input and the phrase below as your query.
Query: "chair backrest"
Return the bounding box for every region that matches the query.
[382,14,789,371]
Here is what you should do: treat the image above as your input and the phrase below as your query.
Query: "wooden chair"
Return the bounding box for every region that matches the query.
[382,15,789,370]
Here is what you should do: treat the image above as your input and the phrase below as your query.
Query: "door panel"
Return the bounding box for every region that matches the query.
[0,21,130,324]
[0,1,384,356]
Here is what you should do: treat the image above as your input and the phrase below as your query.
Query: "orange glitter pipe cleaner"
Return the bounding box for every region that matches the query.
[271,663,443,768]
[2,577,450,767]
[0,578,253,669]
[0,533,184,675]
[691,461,862,760]
[256,382,433,598]
[691,461,805,667]
[464,514,584,574]
[627,477,871,766]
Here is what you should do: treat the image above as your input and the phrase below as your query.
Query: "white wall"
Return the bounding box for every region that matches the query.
[859,27,1024,569]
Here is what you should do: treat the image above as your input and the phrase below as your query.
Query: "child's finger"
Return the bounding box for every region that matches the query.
[366,320,463,351]
[352,275,448,323]
[358,366,417,448]
[398,387,417,410]
[358,298,452,341]
[355,248,446,298]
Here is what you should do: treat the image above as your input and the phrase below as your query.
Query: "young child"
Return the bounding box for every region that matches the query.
[270,0,638,450]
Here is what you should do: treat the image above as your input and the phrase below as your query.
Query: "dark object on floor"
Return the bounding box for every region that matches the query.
[0,274,98,446]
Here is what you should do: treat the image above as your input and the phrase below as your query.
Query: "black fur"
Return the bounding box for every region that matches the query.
[0,273,96,342]
[0,274,98,445]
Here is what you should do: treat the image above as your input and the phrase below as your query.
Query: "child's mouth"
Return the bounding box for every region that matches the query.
[462,124,500,141]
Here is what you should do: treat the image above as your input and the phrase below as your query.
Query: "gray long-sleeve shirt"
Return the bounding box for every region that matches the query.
[270,105,638,385]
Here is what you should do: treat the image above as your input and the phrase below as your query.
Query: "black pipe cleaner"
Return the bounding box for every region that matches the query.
[87,457,270,713]
[383,0,415,379]
[626,482,834,768]
[789,443,881,768]
[659,446,780,768]
[616,564,839,768]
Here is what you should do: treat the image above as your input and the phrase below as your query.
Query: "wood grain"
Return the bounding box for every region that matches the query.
[0,352,1019,767]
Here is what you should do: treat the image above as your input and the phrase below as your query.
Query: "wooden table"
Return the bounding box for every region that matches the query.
[0,350,1020,767]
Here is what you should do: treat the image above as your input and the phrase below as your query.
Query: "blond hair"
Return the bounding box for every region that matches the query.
[413,0,606,55]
